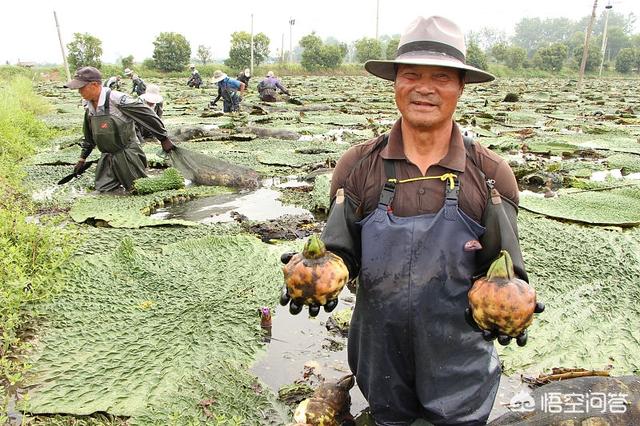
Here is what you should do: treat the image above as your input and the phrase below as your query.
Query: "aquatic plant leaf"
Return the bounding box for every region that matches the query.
[24,234,289,423]
[520,186,640,226]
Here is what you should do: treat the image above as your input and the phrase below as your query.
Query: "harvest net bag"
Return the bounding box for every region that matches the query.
[167,146,258,189]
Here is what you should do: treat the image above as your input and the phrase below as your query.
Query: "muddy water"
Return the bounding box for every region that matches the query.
[150,177,311,224]
[251,287,369,414]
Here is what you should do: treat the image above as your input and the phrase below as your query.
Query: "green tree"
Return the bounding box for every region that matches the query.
[300,33,323,71]
[152,32,191,72]
[491,42,509,63]
[533,43,568,71]
[67,33,103,71]
[354,37,383,63]
[300,33,347,71]
[225,32,270,69]
[602,27,630,60]
[505,46,527,69]
[466,40,488,70]
[197,45,212,65]
[385,37,400,59]
[572,43,602,72]
[512,17,576,54]
[121,55,134,70]
[615,48,638,73]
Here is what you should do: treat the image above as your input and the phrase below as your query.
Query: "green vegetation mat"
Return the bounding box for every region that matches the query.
[520,186,640,226]
[499,212,640,376]
[23,234,289,424]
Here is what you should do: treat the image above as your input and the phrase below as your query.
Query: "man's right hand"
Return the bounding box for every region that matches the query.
[73,159,86,175]
[160,138,176,153]
[279,251,341,317]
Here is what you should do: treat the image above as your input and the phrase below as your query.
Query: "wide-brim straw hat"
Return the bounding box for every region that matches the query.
[365,16,495,84]
[139,84,163,104]
[211,70,227,83]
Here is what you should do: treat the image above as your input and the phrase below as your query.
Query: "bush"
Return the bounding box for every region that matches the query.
[615,48,639,73]
[0,75,74,408]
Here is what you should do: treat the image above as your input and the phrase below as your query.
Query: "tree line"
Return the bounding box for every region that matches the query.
[66,10,640,74]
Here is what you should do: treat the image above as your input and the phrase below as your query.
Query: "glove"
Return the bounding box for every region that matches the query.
[279,251,340,317]
[160,138,176,153]
[465,302,545,347]
[73,159,86,175]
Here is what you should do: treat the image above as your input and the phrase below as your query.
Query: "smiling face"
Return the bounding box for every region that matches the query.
[394,64,464,132]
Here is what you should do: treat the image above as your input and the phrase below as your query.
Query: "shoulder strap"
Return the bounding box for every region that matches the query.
[462,131,479,169]
[104,89,111,113]
[462,131,491,187]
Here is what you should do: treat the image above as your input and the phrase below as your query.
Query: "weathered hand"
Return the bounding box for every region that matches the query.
[279,251,341,317]
[73,159,86,175]
[465,302,545,347]
[160,138,176,153]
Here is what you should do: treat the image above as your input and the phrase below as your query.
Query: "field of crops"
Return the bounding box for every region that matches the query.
[13,74,640,424]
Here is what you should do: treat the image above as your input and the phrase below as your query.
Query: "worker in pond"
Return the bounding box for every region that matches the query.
[64,67,175,192]
[124,67,146,96]
[257,71,290,102]
[279,16,545,425]
[210,69,245,112]
[187,64,203,88]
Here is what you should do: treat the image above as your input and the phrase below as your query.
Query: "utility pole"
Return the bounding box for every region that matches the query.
[289,17,295,63]
[598,1,613,77]
[53,10,71,81]
[578,0,598,91]
[250,13,254,76]
[375,0,380,40]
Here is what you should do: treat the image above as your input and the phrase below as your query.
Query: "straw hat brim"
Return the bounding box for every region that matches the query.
[211,73,227,83]
[365,54,495,84]
[140,93,163,104]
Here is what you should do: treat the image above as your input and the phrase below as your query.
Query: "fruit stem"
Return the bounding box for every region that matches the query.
[486,250,515,280]
[303,234,326,259]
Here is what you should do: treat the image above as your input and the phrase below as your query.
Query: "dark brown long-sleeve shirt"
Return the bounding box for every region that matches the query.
[329,119,519,223]
[322,118,523,279]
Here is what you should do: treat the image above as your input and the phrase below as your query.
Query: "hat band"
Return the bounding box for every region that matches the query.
[395,41,465,63]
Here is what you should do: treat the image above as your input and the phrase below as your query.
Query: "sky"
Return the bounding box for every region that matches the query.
[2,0,638,65]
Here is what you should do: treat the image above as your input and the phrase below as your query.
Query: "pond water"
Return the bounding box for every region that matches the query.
[149,177,312,224]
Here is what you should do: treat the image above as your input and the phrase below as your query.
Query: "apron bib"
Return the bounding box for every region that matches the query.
[349,169,500,426]
[90,90,147,191]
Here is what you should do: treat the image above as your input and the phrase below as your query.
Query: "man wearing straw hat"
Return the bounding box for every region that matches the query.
[124,67,147,96]
[138,84,164,139]
[280,16,543,425]
[210,69,245,113]
[64,67,175,192]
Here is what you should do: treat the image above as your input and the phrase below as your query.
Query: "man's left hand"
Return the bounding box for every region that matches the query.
[465,302,545,347]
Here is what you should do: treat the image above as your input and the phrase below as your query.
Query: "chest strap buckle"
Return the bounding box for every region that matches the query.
[445,179,460,201]
[379,181,396,207]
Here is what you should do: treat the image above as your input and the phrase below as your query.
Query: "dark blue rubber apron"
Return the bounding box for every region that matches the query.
[348,160,500,426]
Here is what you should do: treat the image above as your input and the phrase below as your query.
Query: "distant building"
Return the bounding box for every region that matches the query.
[17,61,36,68]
